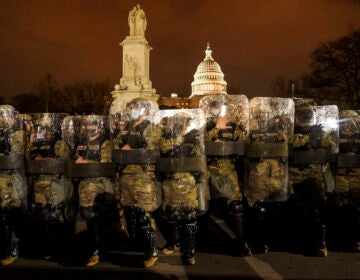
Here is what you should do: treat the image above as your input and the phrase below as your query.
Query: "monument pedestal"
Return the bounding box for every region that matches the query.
[110,12,159,114]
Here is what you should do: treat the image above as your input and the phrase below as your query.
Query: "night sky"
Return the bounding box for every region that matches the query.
[1,0,359,100]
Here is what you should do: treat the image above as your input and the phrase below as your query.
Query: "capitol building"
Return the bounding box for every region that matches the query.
[111,4,230,112]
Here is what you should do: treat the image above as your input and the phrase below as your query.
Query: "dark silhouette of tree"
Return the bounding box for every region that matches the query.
[50,79,112,114]
[302,26,360,109]
[9,93,44,113]
[8,74,113,114]
[34,73,59,112]
[270,76,299,98]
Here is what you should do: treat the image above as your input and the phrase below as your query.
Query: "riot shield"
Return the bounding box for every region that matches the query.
[110,98,161,212]
[199,94,249,200]
[291,102,339,194]
[25,113,72,213]
[335,110,360,198]
[62,115,114,211]
[155,109,208,219]
[245,97,294,204]
[0,105,27,209]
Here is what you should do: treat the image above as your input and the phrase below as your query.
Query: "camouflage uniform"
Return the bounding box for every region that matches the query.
[332,110,360,251]
[245,98,294,253]
[63,115,114,266]
[25,113,71,259]
[157,110,208,265]
[112,98,160,268]
[289,100,338,257]
[0,105,26,266]
[199,95,251,256]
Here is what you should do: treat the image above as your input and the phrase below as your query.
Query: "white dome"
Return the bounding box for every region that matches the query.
[190,43,227,97]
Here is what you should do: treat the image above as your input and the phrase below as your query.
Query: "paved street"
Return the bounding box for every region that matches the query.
[1,249,359,280]
[1,214,360,280]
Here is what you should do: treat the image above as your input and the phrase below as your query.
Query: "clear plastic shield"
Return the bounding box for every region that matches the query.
[0,105,27,209]
[245,97,294,204]
[338,110,360,157]
[62,115,114,210]
[199,94,249,200]
[335,110,360,200]
[291,102,338,194]
[315,105,339,153]
[25,113,73,211]
[155,109,208,219]
[110,98,161,212]
[293,103,339,163]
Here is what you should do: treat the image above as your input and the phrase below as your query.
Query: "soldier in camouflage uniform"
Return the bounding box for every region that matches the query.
[0,105,27,266]
[289,99,338,257]
[25,113,72,259]
[332,110,360,252]
[112,98,161,268]
[63,115,114,266]
[157,109,208,265]
[199,95,251,256]
[245,97,294,253]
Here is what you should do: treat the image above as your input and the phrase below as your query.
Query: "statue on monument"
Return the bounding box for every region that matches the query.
[128,4,147,37]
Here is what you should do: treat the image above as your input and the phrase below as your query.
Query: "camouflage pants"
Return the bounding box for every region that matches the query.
[246,159,287,205]
[208,158,242,202]
[289,164,328,207]
[0,171,26,209]
[335,168,360,205]
[33,175,67,209]
[119,166,159,212]
[78,177,113,208]
[161,172,199,219]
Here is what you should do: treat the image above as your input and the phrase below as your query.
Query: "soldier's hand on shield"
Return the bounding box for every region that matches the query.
[216,117,231,129]
[34,154,47,160]
[121,144,132,150]
[75,156,88,163]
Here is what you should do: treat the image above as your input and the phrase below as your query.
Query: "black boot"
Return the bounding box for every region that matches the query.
[162,219,181,255]
[0,224,18,266]
[229,200,252,256]
[141,214,158,268]
[313,206,327,257]
[182,219,198,265]
[81,210,100,266]
[124,207,139,249]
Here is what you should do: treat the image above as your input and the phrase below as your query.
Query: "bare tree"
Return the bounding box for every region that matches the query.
[270,76,300,98]
[34,73,60,112]
[303,26,360,109]
[50,79,112,114]
[10,93,44,113]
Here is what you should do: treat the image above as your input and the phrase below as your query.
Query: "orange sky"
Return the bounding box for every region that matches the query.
[0,0,359,100]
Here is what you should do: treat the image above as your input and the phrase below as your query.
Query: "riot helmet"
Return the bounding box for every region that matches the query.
[0,105,17,128]
[82,115,102,138]
[339,110,359,135]
[172,112,193,136]
[209,100,228,117]
[127,98,150,120]
[34,115,53,140]
[21,114,33,133]
[295,104,316,128]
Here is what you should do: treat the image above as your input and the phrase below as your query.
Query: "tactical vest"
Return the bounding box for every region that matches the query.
[120,120,150,149]
[79,136,105,162]
[30,138,57,159]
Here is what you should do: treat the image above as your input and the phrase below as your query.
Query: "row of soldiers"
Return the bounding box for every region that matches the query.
[0,95,359,268]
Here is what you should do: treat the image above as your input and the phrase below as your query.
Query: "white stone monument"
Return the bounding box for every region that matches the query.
[110,4,159,114]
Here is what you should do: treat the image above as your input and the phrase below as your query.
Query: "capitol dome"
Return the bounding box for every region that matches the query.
[190,43,227,98]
